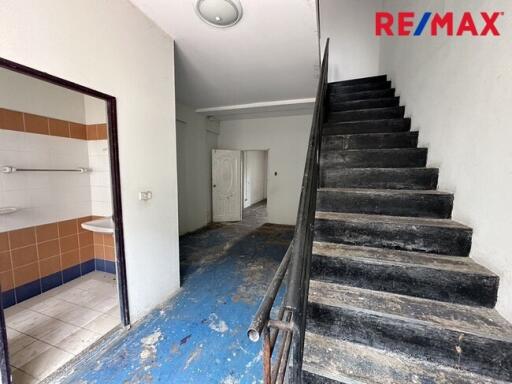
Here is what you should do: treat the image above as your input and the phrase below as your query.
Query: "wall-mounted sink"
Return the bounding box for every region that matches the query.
[81,218,115,234]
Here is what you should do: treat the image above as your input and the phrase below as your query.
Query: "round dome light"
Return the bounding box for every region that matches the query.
[194,0,243,28]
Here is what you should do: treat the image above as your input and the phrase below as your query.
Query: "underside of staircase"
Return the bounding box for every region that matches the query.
[303,75,512,383]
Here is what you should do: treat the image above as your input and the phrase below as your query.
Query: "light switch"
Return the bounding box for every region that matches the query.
[139,191,153,201]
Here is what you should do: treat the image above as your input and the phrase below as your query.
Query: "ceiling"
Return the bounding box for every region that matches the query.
[129,0,320,110]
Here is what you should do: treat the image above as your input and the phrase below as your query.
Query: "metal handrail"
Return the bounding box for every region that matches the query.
[248,38,330,384]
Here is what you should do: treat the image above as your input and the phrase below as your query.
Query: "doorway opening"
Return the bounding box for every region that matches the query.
[211,149,269,224]
[242,150,268,221]
[0,58,128,383]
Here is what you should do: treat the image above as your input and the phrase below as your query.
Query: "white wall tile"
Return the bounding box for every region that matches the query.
[88,140,112,217]
[0,132,102,231]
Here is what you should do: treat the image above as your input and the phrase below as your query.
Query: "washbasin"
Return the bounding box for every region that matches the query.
[81,218,115,234]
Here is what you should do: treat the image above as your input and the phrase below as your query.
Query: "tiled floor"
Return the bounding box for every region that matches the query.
[5,272,120,384]
[58,202,294,383]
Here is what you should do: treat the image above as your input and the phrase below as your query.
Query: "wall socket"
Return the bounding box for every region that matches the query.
[139,191,153,201]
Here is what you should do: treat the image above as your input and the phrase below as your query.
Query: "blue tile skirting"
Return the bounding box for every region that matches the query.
[95,259,116,274]
[1,258,116,309]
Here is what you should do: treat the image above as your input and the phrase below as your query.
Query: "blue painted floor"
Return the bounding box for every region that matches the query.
[59,203,293,383]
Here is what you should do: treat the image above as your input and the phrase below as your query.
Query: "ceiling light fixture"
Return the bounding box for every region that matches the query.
[194,0,243,28]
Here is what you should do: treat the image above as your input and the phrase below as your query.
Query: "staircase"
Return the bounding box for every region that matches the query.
[302,75,512,383]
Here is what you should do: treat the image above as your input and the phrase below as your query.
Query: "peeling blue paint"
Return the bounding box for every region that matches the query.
[60,203,293,383]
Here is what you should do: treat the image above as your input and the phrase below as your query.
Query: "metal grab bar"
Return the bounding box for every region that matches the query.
[247,38,330,384]
[1,165,91,174]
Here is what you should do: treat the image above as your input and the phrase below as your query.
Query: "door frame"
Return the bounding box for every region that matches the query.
[0,57,130,382]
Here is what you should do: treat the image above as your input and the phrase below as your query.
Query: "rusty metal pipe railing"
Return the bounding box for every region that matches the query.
[248,243,293,342]
[247,38,330,384]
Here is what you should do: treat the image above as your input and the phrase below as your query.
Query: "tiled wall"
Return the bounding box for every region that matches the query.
[0,107,107,140]
[88,140,113,217]
[0,107,112,233]
[0,107,116,307]
[93,232,116,274]
[0,216,116,308]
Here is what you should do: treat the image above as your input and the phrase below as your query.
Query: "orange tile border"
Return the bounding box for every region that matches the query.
[0,108,24,132]
[0,107,107,141]
[24,113,49,135]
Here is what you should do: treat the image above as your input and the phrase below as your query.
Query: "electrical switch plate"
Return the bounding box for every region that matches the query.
[139,191,153,201]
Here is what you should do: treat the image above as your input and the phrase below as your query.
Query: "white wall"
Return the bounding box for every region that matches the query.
[176,103,219,235]
[0,0,180,320]
[319,0,382,82]
[218,114,311,225]
[84,95,107,125]
[243,150,268,208]
[0,67,86,123]
[379,0,512,322]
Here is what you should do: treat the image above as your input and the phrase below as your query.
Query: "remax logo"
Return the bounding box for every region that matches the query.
[376,12,504,36]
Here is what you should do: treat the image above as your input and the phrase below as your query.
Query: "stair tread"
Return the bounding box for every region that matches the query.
[325,117,407,125]
[330,75,387,87]
[303,332,509,384]
[312,241,492,275]
[329,81,392,95]
[318,187,449,196]
[315,211,471,230]
[323,131,417,139]
[329,97,399,110]
[329,106,403,115]
[329,88,396,103]
[323,166,435,171]
[331,96,398,104]
[308,280,512,343]
[324,147,426,154]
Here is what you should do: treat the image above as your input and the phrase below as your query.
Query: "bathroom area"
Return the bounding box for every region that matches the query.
[0,67,122,383]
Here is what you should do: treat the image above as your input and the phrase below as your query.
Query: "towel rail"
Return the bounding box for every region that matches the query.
[1,166,90,174]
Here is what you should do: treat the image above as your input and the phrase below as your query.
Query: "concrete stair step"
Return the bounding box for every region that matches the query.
[321,148,427,169]
[329,80,392,95]
[328,106,405,123]
[322,131,418,151]
[316,188,453,218]
[303,331,510,384]
[314,211,472,256]
[329,75,388,87]
[310,242,497,307]
[320,167,439,190]
[323,118,410,135]
[330,97,400,113]
[329,88,396,104]
[306,281,512,381]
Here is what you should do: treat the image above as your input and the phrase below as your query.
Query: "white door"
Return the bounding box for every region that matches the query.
[212,149,242,222]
